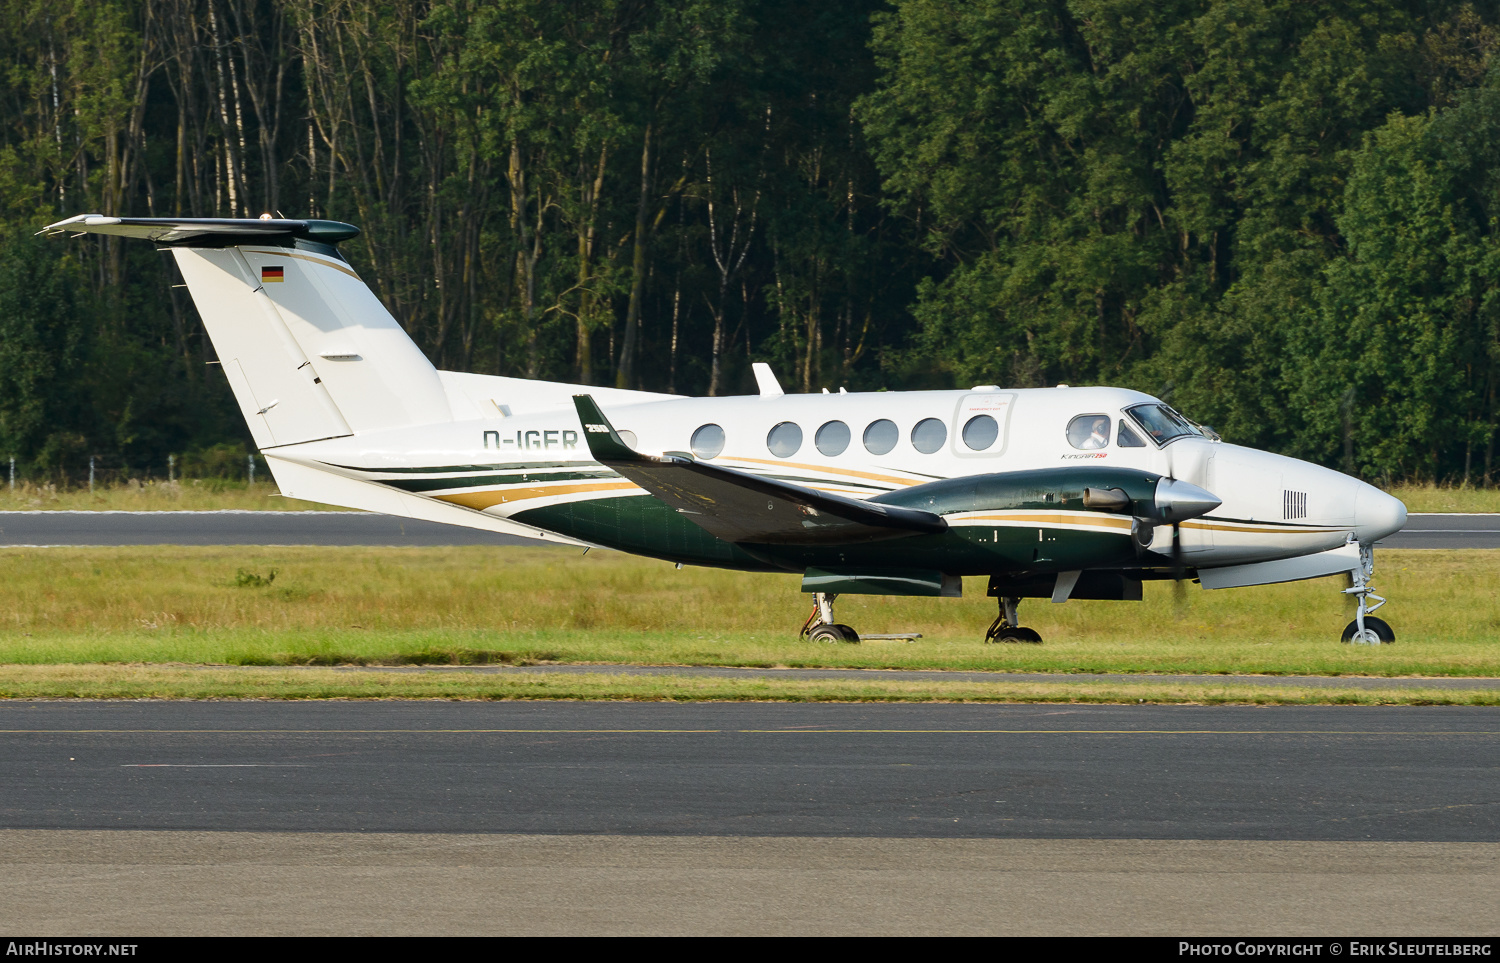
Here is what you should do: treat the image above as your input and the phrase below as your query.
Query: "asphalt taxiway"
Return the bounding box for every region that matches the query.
[4,702,1495,838]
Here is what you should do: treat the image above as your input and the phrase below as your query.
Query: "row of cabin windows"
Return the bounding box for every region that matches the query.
[688,405,1190,460]
[689,414,1002,460]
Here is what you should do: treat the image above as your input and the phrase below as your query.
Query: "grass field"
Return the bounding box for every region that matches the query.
[1388,482,1500,513]
[0,479,1494,513]
[0,546,1495,686]
[0,664,1492,705]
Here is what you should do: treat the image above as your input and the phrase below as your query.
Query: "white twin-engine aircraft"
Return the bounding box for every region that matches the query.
[47,214,1408,644]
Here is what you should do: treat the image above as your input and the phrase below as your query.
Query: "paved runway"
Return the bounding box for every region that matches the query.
[1385,514,1500,549]
[4,701,1496,839]
[4,702,1498,935]
[0,510,1492,548]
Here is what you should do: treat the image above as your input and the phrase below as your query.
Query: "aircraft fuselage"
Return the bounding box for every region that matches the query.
[274,384,1405,580]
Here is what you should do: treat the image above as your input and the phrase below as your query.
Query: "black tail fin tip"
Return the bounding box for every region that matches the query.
[572,394,642,463]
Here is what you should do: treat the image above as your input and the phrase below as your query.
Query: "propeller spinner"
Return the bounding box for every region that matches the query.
[1154,477,1221,523]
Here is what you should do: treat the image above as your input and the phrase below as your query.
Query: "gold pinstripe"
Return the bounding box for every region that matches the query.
[958,512,1134,532]
[242,247,362,280]
[435,480,641,511]
[1181,520,1344,535]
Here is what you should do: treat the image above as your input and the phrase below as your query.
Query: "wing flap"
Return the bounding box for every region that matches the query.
[573,395,945,545]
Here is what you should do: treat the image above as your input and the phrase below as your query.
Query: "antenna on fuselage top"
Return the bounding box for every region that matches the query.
[752,362,784,399]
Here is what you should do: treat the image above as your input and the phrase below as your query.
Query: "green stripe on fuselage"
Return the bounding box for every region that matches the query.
[512,493,1135,577]
[512,495,772,570]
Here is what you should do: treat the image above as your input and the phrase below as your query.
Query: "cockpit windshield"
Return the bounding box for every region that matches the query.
[1124,404,1201,446]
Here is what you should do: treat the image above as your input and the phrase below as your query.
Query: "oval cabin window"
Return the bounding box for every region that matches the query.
[766,422,803,458]
[962,414,999,451]
[911,417,947,454]
[691,424,725,459]
[815,421,850,456]
[863,419,898,455]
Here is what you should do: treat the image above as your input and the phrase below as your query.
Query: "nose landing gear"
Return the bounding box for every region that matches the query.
[985,595,1043,644]
[1341,542,1394,644]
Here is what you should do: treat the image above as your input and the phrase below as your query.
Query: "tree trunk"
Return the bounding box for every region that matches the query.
[617,121,652,389]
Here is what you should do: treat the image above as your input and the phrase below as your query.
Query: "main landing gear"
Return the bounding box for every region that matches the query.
[985,595,1042,644]
[800,594,926,644]
[801,592,860,643]
[1341,541,1395,644]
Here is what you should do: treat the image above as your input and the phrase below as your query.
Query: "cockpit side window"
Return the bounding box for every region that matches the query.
[1066,414,1112,450]
[1117,421,1147,448]
[1125,404,1200,445]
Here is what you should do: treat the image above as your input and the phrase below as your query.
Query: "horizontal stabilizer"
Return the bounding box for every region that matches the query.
[572,394,946,546]
[41,214,358,246]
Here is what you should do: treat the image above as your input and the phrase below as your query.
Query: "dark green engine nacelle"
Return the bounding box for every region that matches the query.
[764,467,1161,588]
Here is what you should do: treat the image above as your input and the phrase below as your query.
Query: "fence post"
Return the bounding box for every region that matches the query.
[8,457,13,492]
[168,453,175,483]
[248,453,255,486]
[89,456,95,494]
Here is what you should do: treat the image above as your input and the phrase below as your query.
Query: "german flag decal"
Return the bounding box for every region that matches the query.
[261,266,285,283]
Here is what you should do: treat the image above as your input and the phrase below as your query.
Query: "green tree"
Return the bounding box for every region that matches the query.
[1294,67,1500,482]
[0,236,88,474]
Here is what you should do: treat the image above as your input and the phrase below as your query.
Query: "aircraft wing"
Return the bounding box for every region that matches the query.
[572,395,946,545]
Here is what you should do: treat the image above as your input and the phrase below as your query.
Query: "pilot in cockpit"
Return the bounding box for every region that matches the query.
[1068,415,1111,450]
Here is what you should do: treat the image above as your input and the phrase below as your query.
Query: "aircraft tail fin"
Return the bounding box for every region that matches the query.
[43,215,452,448]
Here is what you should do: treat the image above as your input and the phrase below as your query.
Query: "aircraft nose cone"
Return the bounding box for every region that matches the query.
[1155,477,1222,523]
[1354,485,1407,543]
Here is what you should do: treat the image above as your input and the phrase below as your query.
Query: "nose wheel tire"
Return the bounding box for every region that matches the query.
[1341,616,1394,645]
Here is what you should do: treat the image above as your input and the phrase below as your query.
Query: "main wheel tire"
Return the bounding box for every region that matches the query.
[831,623,861,644]
[1341,616,1395,644]
[808,625,845,644]
[993,627,1043,644]
[1015,627,1043,644]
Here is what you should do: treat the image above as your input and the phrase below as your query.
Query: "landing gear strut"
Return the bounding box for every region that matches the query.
[801,592,860,643]
[1341,541,1395,644]
[985,595,1042,644]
